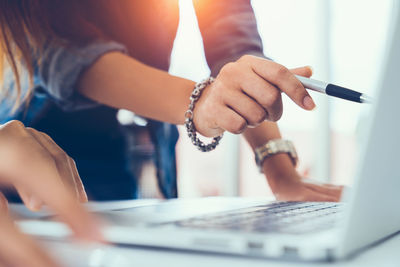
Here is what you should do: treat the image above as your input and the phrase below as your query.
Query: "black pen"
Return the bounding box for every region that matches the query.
[295,75,372,103]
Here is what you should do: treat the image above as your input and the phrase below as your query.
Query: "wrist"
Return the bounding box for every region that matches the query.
[261,153,301,192]
[185,77,223,152]
[255,139,298,171]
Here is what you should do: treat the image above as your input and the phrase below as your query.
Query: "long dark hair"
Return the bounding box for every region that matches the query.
[0,0,104,110]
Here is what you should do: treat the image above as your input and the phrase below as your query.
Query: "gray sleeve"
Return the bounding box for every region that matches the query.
[36,40,128,111]
[193,0,267,76]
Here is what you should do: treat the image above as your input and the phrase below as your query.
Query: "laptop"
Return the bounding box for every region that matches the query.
[15,2,400,262]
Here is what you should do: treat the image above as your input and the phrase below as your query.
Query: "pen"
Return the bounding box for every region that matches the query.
[295,75,372,103]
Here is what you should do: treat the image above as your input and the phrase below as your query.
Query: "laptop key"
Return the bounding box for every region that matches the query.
[171,202,344,235]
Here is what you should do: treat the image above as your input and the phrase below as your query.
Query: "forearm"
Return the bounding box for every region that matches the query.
[78,51,195,125]
[243,121,299,189]
[242,120,282,149]
[78,49,314,140]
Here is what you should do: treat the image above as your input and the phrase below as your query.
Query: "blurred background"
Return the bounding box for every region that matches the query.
[142,0,394,198]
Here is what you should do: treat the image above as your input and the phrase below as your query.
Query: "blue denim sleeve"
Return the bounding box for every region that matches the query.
[36,40,128,111]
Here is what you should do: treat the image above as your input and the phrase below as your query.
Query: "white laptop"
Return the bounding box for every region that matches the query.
[14,2,400,262]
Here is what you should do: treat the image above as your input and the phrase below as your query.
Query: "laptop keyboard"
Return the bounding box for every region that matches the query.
[171,202,344,235]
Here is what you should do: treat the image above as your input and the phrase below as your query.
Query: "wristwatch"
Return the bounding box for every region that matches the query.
[255,139,298,172]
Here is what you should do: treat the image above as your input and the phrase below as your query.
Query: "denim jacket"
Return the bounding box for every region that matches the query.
[0,0,264,200]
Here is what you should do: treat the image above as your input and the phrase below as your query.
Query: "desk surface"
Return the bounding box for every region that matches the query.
[43,232,400,267]
[32,197,400,267]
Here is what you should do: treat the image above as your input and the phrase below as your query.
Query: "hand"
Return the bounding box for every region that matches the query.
[260,153,343,202]
[193,55,315,137]
[0,120,102,267]
[264,169,343,202]
[272,176,343,202]
[0,198,60,267]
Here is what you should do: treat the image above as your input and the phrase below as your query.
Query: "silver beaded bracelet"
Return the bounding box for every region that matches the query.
[185,77,223,152]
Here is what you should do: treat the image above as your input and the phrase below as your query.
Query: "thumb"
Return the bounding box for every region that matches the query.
[290,66,313,78]
[0,192,9,214]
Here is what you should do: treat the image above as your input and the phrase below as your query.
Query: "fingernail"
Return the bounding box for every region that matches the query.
[83,224,104,243]
[81,215,104,242]
[307,65,314,75]
[303,96,316,110]
[29,196,43,211]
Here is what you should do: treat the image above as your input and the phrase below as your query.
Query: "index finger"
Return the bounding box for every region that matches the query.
[0,215,59,267]
[13,153,102,241]
[245,56,316,110]
[0,192,8,214]
[26,128,88,202]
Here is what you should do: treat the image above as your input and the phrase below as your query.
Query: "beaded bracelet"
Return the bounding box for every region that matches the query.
[184,77,223,152]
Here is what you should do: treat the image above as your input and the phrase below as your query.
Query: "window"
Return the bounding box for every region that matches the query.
[170,0,393,198]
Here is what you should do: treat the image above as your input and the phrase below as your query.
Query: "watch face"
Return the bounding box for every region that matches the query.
[255,140,298,169]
